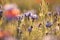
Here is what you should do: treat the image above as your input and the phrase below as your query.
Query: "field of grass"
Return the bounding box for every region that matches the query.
[0,13,60,40]
[0,0,60,40]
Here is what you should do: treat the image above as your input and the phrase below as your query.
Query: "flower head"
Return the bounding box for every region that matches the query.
[46,21,52,28]
[17,15,23,20]
[24,13,31,17]
[31,14,38,19]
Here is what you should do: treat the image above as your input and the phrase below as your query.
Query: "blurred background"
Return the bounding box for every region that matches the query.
[0,0,60,40]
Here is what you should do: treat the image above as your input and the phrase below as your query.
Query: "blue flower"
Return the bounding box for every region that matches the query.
[46,21,52,28]
[17,15,23,20]
[24,12,33,20]
[31,14,38,19]
[28,26,33,32]
[24,13,31,17]
[30,14,38,22]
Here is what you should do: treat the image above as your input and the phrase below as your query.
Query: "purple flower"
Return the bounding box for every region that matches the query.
[46,21,53,28]
[28,26,33,32]
[28,27,32,32]
[24,13,31,17]
[24,12,33,20]
[17,15,23,20]
[31,14,38,19]
[30,14,38,22]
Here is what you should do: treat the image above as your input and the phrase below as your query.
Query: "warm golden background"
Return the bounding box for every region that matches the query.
[0,0,60,40]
